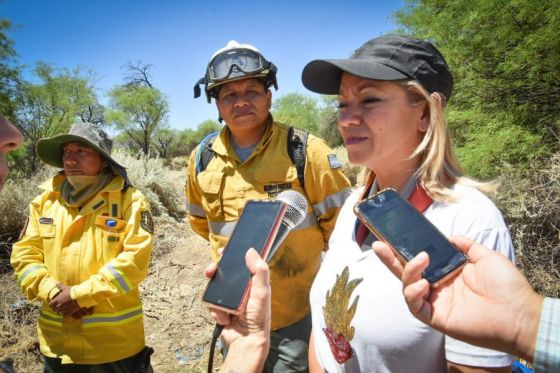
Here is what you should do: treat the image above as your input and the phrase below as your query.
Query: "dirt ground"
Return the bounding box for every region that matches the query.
[0,216,224,372]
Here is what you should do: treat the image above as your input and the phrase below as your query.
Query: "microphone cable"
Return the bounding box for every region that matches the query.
[207,323,224,373]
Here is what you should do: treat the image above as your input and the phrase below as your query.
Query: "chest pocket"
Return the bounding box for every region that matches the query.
[95,215,127,262]
[254,161,293,183]
[38,222,56,254]
[197,170,224,217]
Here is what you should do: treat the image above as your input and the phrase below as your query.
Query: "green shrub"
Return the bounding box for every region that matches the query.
[448,109,548,180]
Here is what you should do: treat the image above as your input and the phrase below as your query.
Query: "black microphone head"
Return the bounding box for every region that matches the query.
[275,190,308,228]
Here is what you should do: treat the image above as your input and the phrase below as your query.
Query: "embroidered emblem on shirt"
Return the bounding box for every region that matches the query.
[327,154,342,169]
[140,210,154,233]
[322,266,363,364]
[39,217,54,225]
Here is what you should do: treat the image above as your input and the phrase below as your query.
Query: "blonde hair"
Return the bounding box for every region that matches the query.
[406,80,498,202]
[358,80,496,202]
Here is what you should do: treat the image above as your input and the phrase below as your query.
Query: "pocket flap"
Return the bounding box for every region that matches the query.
[197,171,224,194]
[38,224,55,238]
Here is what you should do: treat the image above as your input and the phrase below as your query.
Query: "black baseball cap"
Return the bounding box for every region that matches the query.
[302,35,454,101]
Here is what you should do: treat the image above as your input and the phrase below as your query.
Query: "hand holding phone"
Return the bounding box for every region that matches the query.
[354,188,466,287]
[202,200,286,313]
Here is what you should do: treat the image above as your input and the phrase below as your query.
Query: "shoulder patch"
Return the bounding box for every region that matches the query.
[140,211,154,234]
[327,154,342,169]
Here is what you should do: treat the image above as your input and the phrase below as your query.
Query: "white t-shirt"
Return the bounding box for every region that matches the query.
[310,183,515,372]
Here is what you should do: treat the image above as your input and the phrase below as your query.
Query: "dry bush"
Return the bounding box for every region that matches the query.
[0,166,56,237]
[171,156,189,171]
[495,152,560,298]
[110,150,186,219]
[0,275,42,372]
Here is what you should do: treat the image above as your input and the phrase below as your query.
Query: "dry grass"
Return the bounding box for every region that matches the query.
[495,153,560,298]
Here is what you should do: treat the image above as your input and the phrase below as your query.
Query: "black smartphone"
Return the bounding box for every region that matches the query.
[354,188,466,287]
[202,200,286,313]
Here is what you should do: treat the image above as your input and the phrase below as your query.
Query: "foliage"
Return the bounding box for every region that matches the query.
[317,95,343,148]
[106,84,168,156]
[11,62,98,174]
[106,63,169,156]
[394,0,560,184]
[272,93,320,134]
[395,0,560,141]
[0,19,21,118]
[447,108,547,180]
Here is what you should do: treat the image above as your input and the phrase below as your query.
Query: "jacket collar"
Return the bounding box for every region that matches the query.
[39,172,125,194]
[212,114,275,160]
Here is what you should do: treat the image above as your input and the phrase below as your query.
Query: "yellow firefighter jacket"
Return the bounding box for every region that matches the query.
[186,120,352,330]
[11,173,153,364]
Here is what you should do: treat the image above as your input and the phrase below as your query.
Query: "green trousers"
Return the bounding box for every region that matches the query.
[264,313,312,373]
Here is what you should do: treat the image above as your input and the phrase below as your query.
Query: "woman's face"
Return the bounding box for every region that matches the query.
[337,73,429,176]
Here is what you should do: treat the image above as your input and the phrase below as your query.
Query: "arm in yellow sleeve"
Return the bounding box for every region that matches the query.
[304,137,352,247]
[185,148,210,240]
[10,197,59,303]
[71,190,154,307]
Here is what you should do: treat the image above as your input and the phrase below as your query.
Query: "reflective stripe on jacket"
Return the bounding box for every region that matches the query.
[11,174,153,364]
[186,121,352,329]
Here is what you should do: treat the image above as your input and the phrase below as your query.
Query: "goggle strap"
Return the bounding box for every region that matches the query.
[193,77,205,98]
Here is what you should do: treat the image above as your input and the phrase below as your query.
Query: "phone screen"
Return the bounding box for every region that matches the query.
[355,189,466,284]
[202,200,285,312]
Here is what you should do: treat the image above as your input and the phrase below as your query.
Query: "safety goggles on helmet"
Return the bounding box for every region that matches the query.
[208,48,269,82]
[194,44,278,103]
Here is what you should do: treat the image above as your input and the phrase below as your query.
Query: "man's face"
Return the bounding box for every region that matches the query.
[215,78,272,135]
[62,142,106,176]
[0,115,23,192]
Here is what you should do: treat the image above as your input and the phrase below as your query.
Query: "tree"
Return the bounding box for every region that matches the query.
[106,63,168,156]
[317,96,343,148]
[12,62,97,172]
[0,19,22,118]
[153,127,175,159]
[394,0,560,177]
[80,103,105,125]
[272,93,320,134]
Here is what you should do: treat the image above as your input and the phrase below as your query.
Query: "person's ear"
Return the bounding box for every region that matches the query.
[266,89,272,109]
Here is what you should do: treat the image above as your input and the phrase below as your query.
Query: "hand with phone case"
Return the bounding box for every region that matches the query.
[372,236,543,363]
[354,188,466,287]
[205,248,271,373]
[202,200,286,314]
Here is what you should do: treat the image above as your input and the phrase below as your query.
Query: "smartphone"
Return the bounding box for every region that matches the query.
[202,200,286,313]
[354,188,466,287]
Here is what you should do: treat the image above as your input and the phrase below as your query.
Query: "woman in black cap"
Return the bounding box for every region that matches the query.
[301,35,514,372]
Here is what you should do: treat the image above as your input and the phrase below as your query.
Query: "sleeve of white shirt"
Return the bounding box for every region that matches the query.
[444,226,516,367]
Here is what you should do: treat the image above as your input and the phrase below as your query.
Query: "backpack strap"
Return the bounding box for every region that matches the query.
[287,127,308,188]
[195,131,220,175]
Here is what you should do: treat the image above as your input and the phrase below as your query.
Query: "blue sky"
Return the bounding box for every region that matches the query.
[2,0,404,130]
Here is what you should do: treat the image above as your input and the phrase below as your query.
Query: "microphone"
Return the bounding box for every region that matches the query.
[265,190,308,263]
